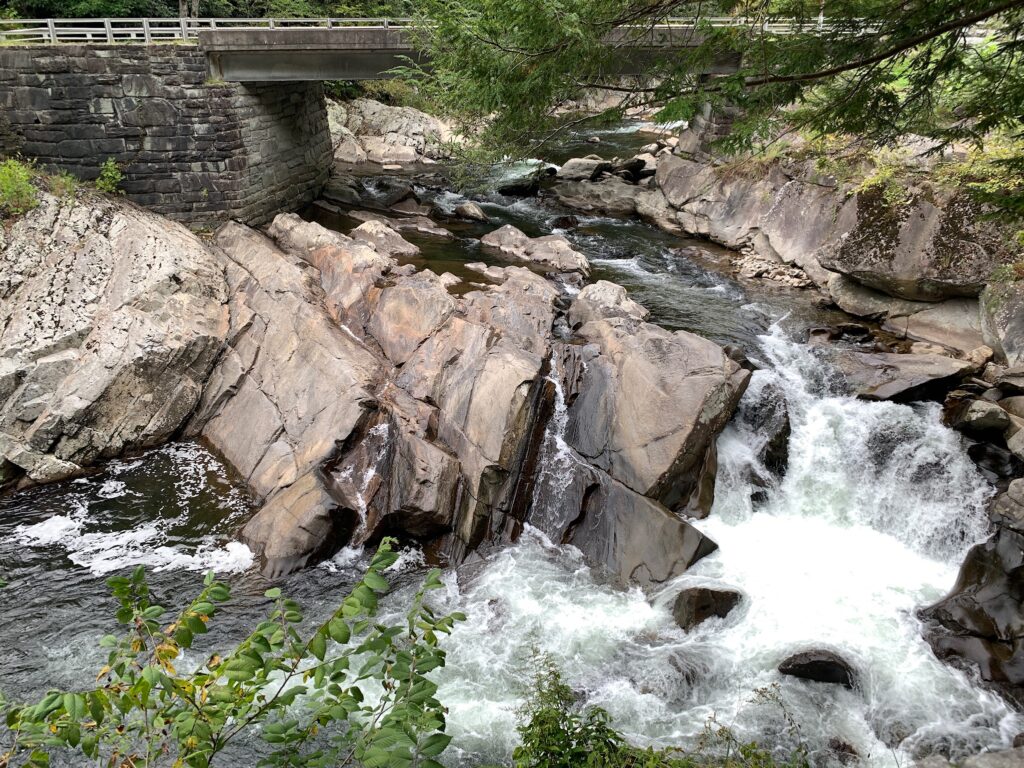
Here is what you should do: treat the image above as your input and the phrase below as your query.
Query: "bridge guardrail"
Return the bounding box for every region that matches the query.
[0,16,994,44]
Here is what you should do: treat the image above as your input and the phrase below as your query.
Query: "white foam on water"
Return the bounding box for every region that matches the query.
[15,513,85,545]
[430,325,1021,767]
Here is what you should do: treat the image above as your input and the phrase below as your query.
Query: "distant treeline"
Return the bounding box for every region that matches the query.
[0,0,415,18]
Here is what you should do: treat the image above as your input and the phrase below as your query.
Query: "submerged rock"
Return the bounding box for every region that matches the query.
[672,587,742,631]
[778,649,858,689]
[0,191,228,486]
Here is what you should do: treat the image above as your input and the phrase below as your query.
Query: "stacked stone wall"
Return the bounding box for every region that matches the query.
[0,45,331,225]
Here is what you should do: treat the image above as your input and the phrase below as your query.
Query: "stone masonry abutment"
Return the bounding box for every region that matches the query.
[0,45,332,226]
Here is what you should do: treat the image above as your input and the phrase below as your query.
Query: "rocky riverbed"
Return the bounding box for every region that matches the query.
[4,105,1024,767]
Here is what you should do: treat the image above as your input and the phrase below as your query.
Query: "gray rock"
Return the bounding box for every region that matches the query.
[819,189,1007,301]
[555,157,612,181]
[884,298,985,355]
[991,479,1024,532]
[834,351,974,401]
[454,201,489,222]
[0,191,227,486]
[982,281,1024,367]
[947,399,1012,436]
[672,587,742,631]
[568,318,750,515]
[963,748,1024,768]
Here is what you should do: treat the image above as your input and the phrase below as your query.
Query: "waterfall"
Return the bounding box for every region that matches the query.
[425,324,1022,767]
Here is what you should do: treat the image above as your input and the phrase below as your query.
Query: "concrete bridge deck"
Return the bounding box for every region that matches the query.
[0,16,763,80]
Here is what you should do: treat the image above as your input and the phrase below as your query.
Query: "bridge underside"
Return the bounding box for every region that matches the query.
[199,27,739,82]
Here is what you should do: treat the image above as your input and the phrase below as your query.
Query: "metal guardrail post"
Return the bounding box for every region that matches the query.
[104,18,113,42]
[143,17,151,42]
[47,18,56,42]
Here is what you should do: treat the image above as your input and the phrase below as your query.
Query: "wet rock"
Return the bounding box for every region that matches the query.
[322,172,364,206]
[498,175,541,197]
[454,201,489,222]
[0,191,228,486]
[834,351,974,401]
[921,527,1024,687]
[964,748,1024,768]
[551,215,580,230]
[240,472,358,579]
[778,649,858,689]
[672,587,742,631]
[945,398,1012,437]
[567,318,750,515]
[481,224,590,275]
[968,442,1024,482]
[827,738,860,765]
[567,280,649,328]
[991,479,1024,532]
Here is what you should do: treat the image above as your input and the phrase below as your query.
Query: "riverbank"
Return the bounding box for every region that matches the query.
[3,111,1024,766]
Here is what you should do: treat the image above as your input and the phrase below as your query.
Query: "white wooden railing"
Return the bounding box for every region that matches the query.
[0,16,995,44]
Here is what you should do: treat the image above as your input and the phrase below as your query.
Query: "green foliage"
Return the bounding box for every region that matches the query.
[410,0,1024,207]
[936,135,1024,225]
[0,158,37,218]
[47,171,78,199]
[0,539,464,768]
[852,151,911,207]
[514,658,810,768]
[94,158,123,195]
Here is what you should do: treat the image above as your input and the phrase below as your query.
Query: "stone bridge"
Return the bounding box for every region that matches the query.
[0,19,739,225]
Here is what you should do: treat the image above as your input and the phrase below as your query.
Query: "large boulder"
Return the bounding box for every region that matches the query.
[833,350,974,401]
[566,317,750,515]
[188,222,382,507]
[982,278,1024,367]
[819,188,1009,301]
[481,224,590,275]
[921,526,1024,687]
[0,191,228,486]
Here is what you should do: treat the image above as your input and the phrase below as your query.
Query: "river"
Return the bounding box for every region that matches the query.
[0,122,1020,767]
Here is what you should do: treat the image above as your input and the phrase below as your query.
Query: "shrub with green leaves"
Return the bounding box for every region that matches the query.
[513,658,810,768]
[0,158,38,218]
[0,539,464,768]
[95,157,123,195]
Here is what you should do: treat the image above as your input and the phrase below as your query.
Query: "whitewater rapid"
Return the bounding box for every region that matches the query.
[419,326,1021,767]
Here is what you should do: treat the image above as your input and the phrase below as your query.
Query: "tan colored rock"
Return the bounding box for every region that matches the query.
[481,224,590,275]
[568,280,649,328]
[567,318,750,514]
[367,272,456,364]
[454,201,489,222]
[351,219,420,257]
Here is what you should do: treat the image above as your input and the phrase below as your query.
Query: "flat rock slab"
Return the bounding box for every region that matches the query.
[834,351,973,401]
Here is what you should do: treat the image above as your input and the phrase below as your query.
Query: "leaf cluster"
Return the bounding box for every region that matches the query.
[0,538,464,768]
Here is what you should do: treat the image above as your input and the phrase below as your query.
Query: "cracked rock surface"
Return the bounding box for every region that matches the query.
[0,191,228,487]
